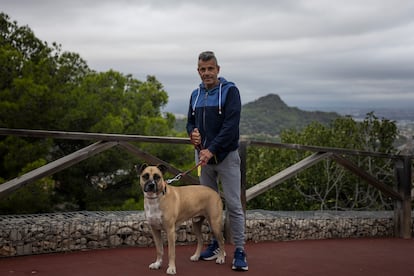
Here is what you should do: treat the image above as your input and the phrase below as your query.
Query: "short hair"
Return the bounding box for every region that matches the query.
[198,51,218,65]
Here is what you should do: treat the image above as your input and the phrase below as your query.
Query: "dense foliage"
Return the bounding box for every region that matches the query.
[0,13,193,214]
[247,114,399,211]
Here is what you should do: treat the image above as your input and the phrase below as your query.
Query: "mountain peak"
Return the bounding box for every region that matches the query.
[240,94,340,138]
[245,94,288,109]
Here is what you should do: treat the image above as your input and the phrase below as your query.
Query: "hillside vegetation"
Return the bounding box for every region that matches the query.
[175,94,340,140]
[240,94,340,139]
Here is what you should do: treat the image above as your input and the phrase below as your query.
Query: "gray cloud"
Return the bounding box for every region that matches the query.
[2,0,414,113]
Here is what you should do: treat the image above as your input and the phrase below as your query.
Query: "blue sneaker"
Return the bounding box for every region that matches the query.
[232,248,248,271]
[200,240,220,260]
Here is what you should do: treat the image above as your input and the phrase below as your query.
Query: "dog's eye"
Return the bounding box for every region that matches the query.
[153,174,161,181]
[142,173,149,180]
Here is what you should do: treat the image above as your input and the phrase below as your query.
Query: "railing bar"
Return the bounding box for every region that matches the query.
[246,152,332,201]
[249,140,412,160]
[0,128,190,145]
[0,141,118,198]
[1,128,411,160]
[331,154,402,201]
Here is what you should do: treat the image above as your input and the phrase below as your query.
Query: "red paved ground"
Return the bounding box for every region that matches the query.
[1,238,414,276]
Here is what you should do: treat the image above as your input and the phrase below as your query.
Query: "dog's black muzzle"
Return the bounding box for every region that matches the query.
[144,180,158,193]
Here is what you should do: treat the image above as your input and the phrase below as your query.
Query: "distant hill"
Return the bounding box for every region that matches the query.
[240,94,340,138]
[174,94,340,139]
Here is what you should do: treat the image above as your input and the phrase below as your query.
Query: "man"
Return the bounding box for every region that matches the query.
[186,51,248,271]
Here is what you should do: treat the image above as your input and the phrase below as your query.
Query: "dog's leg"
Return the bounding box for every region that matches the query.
[149,228,163,270]
[190,217,205,261]
[210,214,226,264]
[166,224,177,275]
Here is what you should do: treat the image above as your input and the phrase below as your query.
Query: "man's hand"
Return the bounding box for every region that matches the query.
[199,149,213,165]
[190,128,201,147]
[191,128,212,165]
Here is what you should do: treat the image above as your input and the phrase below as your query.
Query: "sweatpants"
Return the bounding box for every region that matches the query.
[199,150,245,248]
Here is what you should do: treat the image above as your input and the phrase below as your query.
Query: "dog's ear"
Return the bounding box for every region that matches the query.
[135,163,148,175]
[156,164,168,174]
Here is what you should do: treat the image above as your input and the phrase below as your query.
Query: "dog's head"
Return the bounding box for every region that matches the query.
[135,164,168,195]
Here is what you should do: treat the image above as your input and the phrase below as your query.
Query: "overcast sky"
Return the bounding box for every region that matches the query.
[2,0,414,114]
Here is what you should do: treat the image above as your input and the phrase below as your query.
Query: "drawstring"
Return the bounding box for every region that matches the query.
[218,83,222,115]
[192,87,201,116]
[192,83,223,115]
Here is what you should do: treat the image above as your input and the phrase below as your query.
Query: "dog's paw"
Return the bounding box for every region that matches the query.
[166,266,176,275]
[190,254,200,261]
[216,254,225,264]
[149,261,162,270]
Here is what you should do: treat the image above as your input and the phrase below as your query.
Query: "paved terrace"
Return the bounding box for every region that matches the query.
[1,210,414,275]
[1,238,414,276]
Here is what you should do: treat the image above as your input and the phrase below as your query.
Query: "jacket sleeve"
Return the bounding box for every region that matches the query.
[208,86,241,154]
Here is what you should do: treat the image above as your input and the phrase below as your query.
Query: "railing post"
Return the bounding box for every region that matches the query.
[394,156,412,239]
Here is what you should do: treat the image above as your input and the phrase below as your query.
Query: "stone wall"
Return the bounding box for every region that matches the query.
[0,210,407,257]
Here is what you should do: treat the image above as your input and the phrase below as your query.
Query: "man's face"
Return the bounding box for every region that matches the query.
[197,59,220,90]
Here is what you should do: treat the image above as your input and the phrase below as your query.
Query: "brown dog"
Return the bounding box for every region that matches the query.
[136,164,226,275]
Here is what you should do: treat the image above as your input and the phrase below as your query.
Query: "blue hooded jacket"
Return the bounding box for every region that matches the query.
[186,77,241,164]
